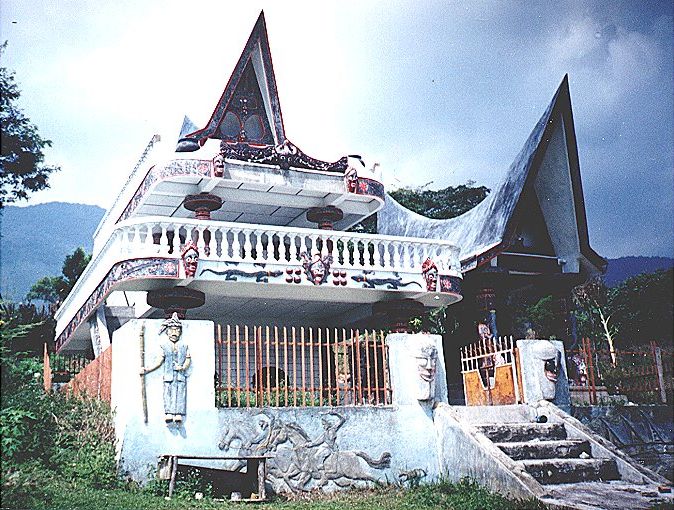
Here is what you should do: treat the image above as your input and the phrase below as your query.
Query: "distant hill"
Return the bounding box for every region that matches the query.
[0,203,106,301]
[604,256,674,287]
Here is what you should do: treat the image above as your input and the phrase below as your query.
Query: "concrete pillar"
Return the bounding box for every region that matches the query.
[386,333,448,406]
[516,339,570,410]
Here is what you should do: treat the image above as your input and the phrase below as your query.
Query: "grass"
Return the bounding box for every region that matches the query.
[7,479,546,510]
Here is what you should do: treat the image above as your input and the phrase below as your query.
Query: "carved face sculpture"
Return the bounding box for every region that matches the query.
[421,258,438,292]
[532,341,560,400]
[301,253,332,285]
[161,312,183,343]
[345,167,358,193]
[213,153,225,177]
[181,243,199,278]
[415,343,438,401]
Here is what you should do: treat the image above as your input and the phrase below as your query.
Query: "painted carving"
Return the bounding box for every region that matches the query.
[212,153,225,177]
[181,241,199,278]
[56,258,179,351]
[345,166,358,193]
[439,275,462,295]
[531,340,560,400]
[220,139,348,173]
[415,341,438,401]
[141,313,191,423]
[200,267,283,282]
[351,270,422,290]
[421,258,438,292]
[568,353,588,386]
[332,270,347,286]
[355,177,386,200]
[285,267,302,284]
[218,412,391,493]
[301,252,333,285]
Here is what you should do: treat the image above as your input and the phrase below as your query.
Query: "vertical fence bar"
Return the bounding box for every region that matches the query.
[342,328,349,404]
[318,328,324,406]
[301,327,307,406]
[372,330,381,405]
[364,330,372,404]
[333,328,340,404]
[326,328,332,405]
[651,341,667,404]
[356,330,363,405]
[225,325,231,407]
[265,326,271,405]
[274,326,280,407]
[292,327,298,407]
[284,327,289,406]
[309,328,315,405]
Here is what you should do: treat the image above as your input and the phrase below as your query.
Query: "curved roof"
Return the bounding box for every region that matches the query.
[378,76,606,275]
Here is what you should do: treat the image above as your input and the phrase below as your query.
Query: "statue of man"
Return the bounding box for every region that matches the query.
[141,313,192,423]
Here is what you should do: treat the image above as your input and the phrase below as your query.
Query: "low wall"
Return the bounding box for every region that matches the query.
[572,405,674,482]
[112,320,447,493]
[64,345,112,402]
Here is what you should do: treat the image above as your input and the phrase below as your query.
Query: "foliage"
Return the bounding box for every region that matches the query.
[27,247,91,304]
[0,42,60,207]
[389,181,490,220]
[1,310,118,509]
[512,295,558,339]
[609,269,673,348]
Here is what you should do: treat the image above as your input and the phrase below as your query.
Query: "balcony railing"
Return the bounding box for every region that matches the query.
[56,217,461,343]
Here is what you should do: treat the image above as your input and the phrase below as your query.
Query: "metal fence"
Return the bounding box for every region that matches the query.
[567,338,672,404]
[215,325,391,407]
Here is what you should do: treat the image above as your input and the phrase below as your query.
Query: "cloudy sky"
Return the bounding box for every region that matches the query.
[1,0,672,258]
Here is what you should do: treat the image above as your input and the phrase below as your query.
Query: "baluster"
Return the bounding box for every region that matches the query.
[243,229,253,261]
[159,224,169,255]
[122,227,131,256]
[254,230,263,262]
[291,233,300,262]
[231,228,242,261]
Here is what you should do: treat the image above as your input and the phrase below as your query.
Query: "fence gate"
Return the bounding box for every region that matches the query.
[460,336,521,406]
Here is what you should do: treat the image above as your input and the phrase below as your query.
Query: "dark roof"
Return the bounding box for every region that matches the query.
[378,76,606,275]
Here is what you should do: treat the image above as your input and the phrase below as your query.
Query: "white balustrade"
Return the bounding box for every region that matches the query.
[55,216,461,340]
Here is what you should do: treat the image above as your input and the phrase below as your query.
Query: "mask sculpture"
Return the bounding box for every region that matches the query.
[415,342,438,401]
[421,258,438,292]
[181,242,199,278]
[301,252,333,285]
[531,341,560,401]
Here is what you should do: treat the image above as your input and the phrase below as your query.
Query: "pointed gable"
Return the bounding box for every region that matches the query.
[179,11,285,149]
[377,76,606,276]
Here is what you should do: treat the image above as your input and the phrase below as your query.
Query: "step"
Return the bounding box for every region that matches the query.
[475,423,567,443]
[519,458,620,485]
[496,439,591,460]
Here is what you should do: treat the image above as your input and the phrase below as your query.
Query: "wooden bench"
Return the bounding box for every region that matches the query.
[159,454,271,501]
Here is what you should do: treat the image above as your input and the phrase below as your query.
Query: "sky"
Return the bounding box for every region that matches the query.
[1,0,672,259]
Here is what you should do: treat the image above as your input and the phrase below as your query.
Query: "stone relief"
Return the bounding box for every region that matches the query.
[414,341,438,401]
[141,313,191,423]
[218,412,391,493]
[181,242,199,278]
[531,340,561,400]
[301,252,333,285]
[212,153,225,177]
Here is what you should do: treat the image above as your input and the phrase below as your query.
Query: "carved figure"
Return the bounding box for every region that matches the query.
[531,340,560,400]
[415,342,438,401]
[421,258,438,292]
[140,313,191,422]
[301,252,333,285]
[181,242,199,278]
[345,166,358,193]
[213,153,225,177]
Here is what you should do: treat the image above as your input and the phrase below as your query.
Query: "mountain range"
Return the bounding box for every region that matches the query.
[0,202,671,301]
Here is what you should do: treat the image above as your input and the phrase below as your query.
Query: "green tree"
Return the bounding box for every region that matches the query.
[0,42,60,207]
[390,181,490,220]
[27,248,91,304]
[609,268,673,348]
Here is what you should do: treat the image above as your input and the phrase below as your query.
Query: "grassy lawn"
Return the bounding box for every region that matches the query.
[10,480,546,510]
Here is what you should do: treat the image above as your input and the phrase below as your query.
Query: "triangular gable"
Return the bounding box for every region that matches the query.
[179,11,285,150]
[377,76,606,275]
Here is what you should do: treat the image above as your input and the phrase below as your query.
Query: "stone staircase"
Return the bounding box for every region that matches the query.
[435,403,673,510]
[477,422,620,486]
